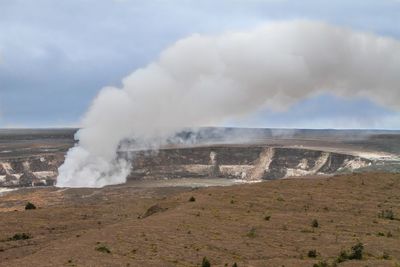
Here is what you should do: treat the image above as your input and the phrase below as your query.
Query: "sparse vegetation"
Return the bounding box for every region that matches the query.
[313,260,329,267]
[308,249,317,258]
[8,233,31,241]
[1,172,399,266]
[349,242,363,260]
[25,202,36,210]
[335,242,364,263]
[95,245,111,253]
[246,227,257,238]
[336,250,349,263]
[382,251,390,260]
[379,209,395,220]
[201,256,211,267]
[232,263,238,267]
[189,196,196,202]
[311,219,319,228]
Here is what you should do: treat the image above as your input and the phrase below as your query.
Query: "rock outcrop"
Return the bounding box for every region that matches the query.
[0,155,62,187]
[128,146,371,181]
[0,145,374,187]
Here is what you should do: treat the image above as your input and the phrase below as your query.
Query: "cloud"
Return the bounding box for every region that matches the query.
[0,0,400,127]
[234,93,400,129]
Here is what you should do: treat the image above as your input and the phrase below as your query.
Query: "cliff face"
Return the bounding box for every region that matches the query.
[0,155,63,187]
[0,145,372,187]
[129,146,371,181]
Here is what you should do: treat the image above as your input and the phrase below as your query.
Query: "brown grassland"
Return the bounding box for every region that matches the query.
[0,173,399,266]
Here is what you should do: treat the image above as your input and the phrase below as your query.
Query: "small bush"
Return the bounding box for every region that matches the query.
[201,257,211,267]
[379,209,394,220]
[313,260,329,267]
[349,242,363,260]
[25,202,36,210]
[232,263,238,267]
[311,219,319,228]
[95,245,111,253]
[308,249,317,258]
[336,250,349,263]
[9,233,31,241]
[336,242,364,263]
[246,227,256,238]
[382,251,390,260]
[264,215,271,221]
[189,196,196,202]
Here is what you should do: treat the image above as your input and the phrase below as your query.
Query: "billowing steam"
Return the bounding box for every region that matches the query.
[57,20,400,187]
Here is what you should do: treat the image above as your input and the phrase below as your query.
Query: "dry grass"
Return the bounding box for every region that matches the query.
[0,173,399,266]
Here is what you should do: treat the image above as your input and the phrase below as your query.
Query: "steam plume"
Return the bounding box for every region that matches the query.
[57,20,400,187]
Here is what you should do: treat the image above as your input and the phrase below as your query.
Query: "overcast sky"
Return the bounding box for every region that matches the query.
[0,0,399,129]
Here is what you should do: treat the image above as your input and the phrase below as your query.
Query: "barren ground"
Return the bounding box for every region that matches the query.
[0,173,399,267]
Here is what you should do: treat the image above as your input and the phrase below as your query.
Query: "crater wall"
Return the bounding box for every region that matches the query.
[129,146,371,181]
[0,145,373,187]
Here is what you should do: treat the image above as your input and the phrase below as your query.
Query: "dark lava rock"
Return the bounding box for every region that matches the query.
[19,172,37,187]
[2,174,19,187]
[0,165,8,175]
[140,204,168,219]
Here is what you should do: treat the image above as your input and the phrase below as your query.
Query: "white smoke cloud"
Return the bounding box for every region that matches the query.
[57,20,400,187]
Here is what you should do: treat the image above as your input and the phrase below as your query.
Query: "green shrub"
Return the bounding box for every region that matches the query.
[232,263,238,267]
[311,219,319,228]
[349,242,363,260]
[379,209,394,220]
[336,242,364,263]
[308,249,317,258]
[9,233,31,241]
[336,250,349,263]
[246,227,256,238]
[313,260,329,267]
[201,257,211,267]
[95,245,111,253]
[189,196,196,202]
[25,202,36,210]
[382,251,390,260]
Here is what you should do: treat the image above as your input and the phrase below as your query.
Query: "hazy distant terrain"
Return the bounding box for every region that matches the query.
[0,128,76,159]
[0,128,399,188]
